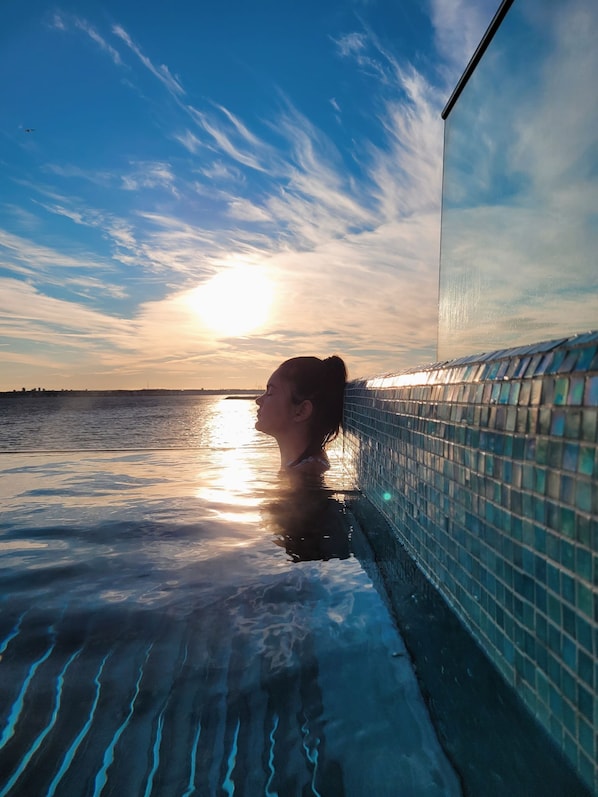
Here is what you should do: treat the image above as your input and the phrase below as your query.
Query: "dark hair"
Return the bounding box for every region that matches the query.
[278,355,347,455]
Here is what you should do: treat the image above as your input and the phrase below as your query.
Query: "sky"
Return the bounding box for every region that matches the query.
[1,0,500,390]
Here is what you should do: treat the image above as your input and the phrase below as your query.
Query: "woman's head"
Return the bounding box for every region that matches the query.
[256,355,347,463]
[277,355,346,449]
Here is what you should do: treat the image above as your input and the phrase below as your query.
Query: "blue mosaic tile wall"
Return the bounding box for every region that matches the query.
[343,332,598,795]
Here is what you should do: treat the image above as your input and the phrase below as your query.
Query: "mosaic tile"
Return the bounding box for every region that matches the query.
[569,377,585,406]
[575,480,593,515]
[563,443,580,472]
[551,410,566,436]
[564,409,581,439]
[585,375,598,406]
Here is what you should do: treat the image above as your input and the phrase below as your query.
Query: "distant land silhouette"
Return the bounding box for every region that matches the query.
[1,388,259,399]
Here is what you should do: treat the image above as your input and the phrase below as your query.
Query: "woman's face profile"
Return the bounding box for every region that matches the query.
[255,369,295,438]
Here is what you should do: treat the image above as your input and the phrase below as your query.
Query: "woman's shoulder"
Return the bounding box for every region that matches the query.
[289,452,330,475]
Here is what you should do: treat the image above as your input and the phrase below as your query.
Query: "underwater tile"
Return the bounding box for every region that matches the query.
[577,582,593,619]
[561,573,575,604]
[534,524,547,554]
[577,683,593,723]
[561,539,576,571]
[546,559,561,591]
[561,635,577,677]
[560,656,577,700]
[548,617,562,653]
[577,717,594,761]
[576,615,593,655]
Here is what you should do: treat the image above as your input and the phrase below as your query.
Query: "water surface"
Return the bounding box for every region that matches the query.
[0,396,460,796]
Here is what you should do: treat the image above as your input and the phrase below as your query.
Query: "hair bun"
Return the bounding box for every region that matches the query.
[323,355,347,383]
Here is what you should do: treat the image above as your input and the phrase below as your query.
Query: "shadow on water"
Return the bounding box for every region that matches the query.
[263,470,353,563]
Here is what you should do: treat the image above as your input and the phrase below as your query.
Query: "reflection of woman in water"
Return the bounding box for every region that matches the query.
[256,355,350,561]
[255,355,346,477]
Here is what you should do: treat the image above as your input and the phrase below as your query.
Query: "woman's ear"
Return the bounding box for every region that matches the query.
[293,399,313,423]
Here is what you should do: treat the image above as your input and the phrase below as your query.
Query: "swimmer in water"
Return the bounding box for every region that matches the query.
[255,355,347,477]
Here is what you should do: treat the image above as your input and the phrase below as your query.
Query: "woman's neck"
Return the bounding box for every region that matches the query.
[277,432,314,469]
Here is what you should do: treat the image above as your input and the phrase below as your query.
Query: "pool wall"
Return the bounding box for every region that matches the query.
[343,331,598,795]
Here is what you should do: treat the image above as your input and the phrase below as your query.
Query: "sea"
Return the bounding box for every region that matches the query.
[0,392,461,797]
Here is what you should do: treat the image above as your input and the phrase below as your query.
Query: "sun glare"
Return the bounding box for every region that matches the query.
[190,267,274,336]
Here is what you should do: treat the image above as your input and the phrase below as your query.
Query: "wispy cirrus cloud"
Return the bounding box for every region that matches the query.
[74,17,123,65]
[186,106,273,173]
[49,12,123,66]
[429,0,499,75]
[112,24,185,97]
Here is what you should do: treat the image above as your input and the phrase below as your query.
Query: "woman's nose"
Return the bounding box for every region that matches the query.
[256,394,264,406]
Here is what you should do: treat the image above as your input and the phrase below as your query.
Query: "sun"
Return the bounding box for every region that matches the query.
[190,266,274,336]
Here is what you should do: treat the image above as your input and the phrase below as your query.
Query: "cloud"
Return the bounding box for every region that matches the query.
[27,197,142,271]
[43,163,115,187]
[74,17,123,65]
[186,106,271,173]
[0,278,133,344]
[120,161,179,195]
[48,12,123,66]
[112,24,185,97]
[428,0,500,75]
[331,31,393,84]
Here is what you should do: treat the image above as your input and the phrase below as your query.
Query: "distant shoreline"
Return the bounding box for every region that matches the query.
[0,388,259,399]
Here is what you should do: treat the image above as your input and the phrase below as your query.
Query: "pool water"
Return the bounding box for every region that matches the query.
[0,396,461,797]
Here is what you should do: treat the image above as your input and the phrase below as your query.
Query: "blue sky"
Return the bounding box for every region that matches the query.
[1,0,499,390]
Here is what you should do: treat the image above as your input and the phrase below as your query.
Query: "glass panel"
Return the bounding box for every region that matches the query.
[439,0,598,359]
